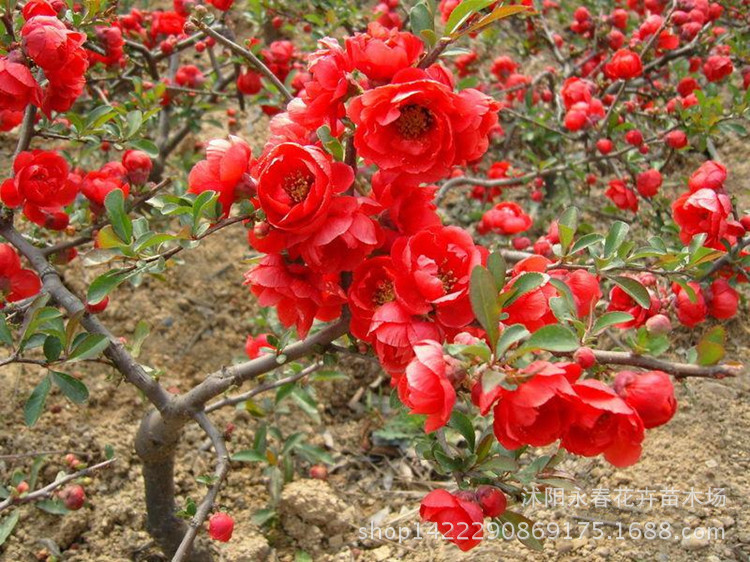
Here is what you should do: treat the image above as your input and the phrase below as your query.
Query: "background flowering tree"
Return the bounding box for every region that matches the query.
[0,0,747,560]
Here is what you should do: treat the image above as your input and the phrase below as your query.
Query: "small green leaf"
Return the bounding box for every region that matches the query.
[128,138,160,158]
[487,251,507,289]
[68,333,109,362]
[105,189,132,244]
[51,372,89,404]
[0,511,20,547]
[470,266,500,349]
[480,456,519,473]
[495,324,530,358]
[0,315,13,346]
[592,312,634,334]
[499,511,544,551]
[87,269,133,305]
[43,335,63,362]
[696,326,725,366]
[231,449,267,462]
[445,0,494,34]
[24,376,51,426]
[570,233,604,254]
[522,324,579,353]
[603,221,630,259]
[611,276,651,309]
[410,0,434,37]
[501,272,548,307]
[449,411,476,450]
[557,207,579,250]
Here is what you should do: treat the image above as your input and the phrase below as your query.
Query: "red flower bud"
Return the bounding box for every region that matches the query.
[60,484,85,510]
[573,346,596,369]
[614,371,677,429]
[476,486,507,518]
[208,512,234,542]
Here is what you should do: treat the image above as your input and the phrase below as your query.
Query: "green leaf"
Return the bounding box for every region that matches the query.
[281,432,306,455]
[35,498,69,515]
[592,312,634,334]
[449,411,476,450]
[501,272,548,307]
[43,335,63,362]
[487,251,507,289]
[611,276,651,309]
[570,233,604,254]
[51,372,89,404]
[469,266,500,350]
[522,324,579,353]
[461,4,533,36]
[603,221,630,259]
[0,315,13,346]
[410,0,434,37]
[87,269,133,304]
[105,189,132,244]
[128,138,160,158]
[557,207,579,250]
[24,376,51,426]
[124,110,143,138]
[68,333,109,362]
[499,511,544,551]
[0,510,20,547]
[480,456,519,473]
[445,0,494,34]
[130,320,150,358]
[251,508,276,526]
[231,449,266,462]
[495,324,530,358]
[696,326,725,366]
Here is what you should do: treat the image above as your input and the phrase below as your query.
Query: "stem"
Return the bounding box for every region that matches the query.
[589,349,742,379]
[14,105,37,158]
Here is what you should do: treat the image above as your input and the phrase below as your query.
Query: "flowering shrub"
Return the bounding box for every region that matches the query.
[0,0,747,559]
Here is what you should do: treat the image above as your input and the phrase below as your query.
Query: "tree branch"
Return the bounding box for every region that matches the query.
[589,349,742,379]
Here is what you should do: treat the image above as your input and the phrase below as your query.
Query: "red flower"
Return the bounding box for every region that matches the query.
[82,166,130,207]
[419,489,484,552]
[665,130,688,149]
[150,11,186,38]
[188,136,255,217]
[347,68,500,183]
[687,160,726,192]
[244,254,345,338]
[207,0,234,10]
[707,278,738,319]
[614,370,677,429]
[562,379,645,467]
[0,243,42,305]
[236,69,262,95]
[245,333,275,359]
[672,188,743,249]
[636,169,662,198]
[672,281,707,327]
[391,226,484,329]
[606,284,660,328]
[550,268,602,318]
[605,49,643,80]
[492,361,582,449]
[438,0,462,23]
[22,0,65,19]
[477,202,532,235]
[256,143,353,234]
[398,340,458,432]
[368,302,441,377]
[208,513,234,542]
[0,57,43,112]
[605,178,638,212]
[1,150,78,230]
[345,22,423,83]
[294,196,382,274]
[347,256,399,341]
[121,150,153,186]
[371,174,441,237]
[476,486,507,518]
[703,55,733,82]
[260,40,296,82]
[175,64,206,88]
[87,26,125,68]
[560,77,594,109]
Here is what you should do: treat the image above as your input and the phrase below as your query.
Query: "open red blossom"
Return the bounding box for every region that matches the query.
[390,226,484,329]
[703,55,733,82]
[605,178,638,212]
[293,196,383,274]
[492,361,582,449]
[368,301,441,378]
[345,22,423,83]
[420,489,484,552]
[561,379,645,468]
[371,175,441,239]
[244,333,275,359]
[188,136,255,217]
[0,109,25,131]
[347,68,500,184]
[244,254,345,338]
[687,160,726,192]
[560,77,595,109]
[82,166,130,207]
[604,49,643,80]
[150,11,186,38]
[398,340,459,432]
[22,0,65,19]
[672,281,707,327]
[0,244,42,305]
[1,150,78,230]
[636,169,663,198]
[614,371,677,429]
[260,40,296,82]
[606,283,660,328]
[256,143,353,235]
[347,256,399,341]
[477,202,532,235]
[549,269,602,317]
[0,57,43,112]
[672,188,743,249]
[707,278,738,319]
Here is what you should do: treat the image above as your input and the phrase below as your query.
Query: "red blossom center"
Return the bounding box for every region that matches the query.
[438,266,457,292]
[372,279,395,306]
[283,170,313,204]
[395,104,434,140]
